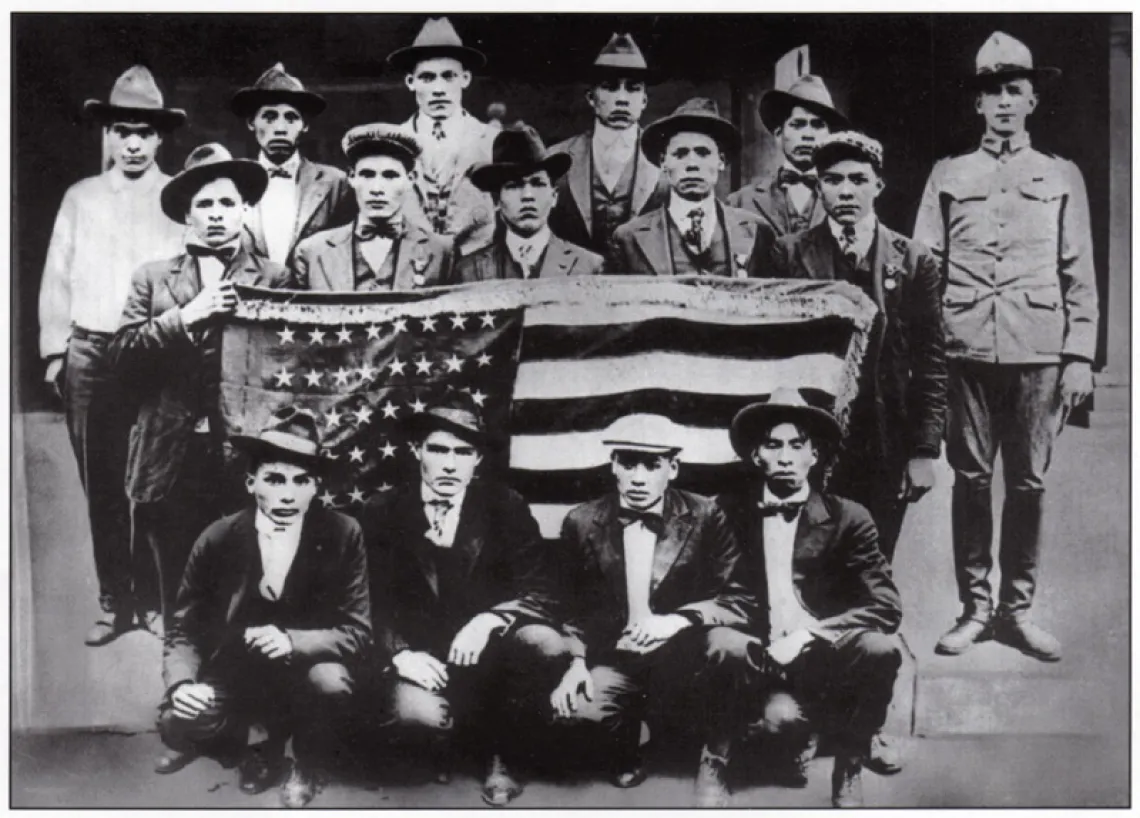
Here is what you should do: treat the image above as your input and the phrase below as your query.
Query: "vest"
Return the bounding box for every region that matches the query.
[666,213,731,276]
[590,150,637,254]
[784,191,820,235]
[352,236,402,291]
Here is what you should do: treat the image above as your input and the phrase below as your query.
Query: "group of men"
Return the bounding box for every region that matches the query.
[36,13,1097,810]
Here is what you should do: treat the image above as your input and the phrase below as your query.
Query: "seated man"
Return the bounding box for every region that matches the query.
[549,413,754,807]
[359,393,570,807]
[715,388,903,807]
[155,407,371,809]
[453,123,604,281]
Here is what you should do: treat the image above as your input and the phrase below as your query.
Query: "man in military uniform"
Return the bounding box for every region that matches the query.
[549,33,666,258]
[727,75,848,238]
[232,63,353,267]
[388,17,497,256]
[913,32,1097,663]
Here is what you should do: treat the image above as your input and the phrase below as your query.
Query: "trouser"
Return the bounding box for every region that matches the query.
[946,361,1063,618]
[133,438,222,629]
[62,329,151,613]
[158,652,355,768]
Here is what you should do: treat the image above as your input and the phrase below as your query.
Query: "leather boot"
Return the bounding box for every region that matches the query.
[831,752,864,808]
[935,614,992,656]
[992,613,1062,662]
[481,754,524,807]
[997,490,1044,622]
[951,479,995,619]
[280,761,323,809]
[865,731,903,775]
[694,744,731,808]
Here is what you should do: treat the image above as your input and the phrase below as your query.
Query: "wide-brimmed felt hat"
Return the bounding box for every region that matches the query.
[406,392,488,448]
[387,17,487,74]
[230,62,327,120]
[342,122,422,169]
[232,406,326,473]
[730,387,842,461]
[813,131,884,173]
[965,31,1061,89]
[589,32,652,81]
[83,65,187,132]
[161,143,268,223]
[602,413,683,457]
[641,97,741,166]
[759,74,849,134]
[468,123,572,192]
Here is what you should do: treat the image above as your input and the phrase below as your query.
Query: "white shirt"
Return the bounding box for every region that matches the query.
[190,237,241,289]
[761,484,819,639]
[415,110,469,180]
[780,164,817,214]
[255,510,303,601]
[505,226,552,277]
[828,214,877,267]
[619,496,663,625]
[421,482,466,548]
[592,123,639,193]
[356,220,396,275]
[257,152,301,265]
[667,194,718,252]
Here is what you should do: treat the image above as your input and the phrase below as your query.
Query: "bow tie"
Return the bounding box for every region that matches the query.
[187,244,236,263]
[431,119,447,141]
[357,219,404,242]
[777,167,818,190]
[756,499,805,521]
[267,165,294,179]
[618,508,665,536]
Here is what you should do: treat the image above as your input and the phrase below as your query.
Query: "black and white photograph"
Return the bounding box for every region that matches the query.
[9,9,1131,809]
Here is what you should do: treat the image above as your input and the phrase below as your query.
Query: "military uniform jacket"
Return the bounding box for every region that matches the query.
[449,230,605,283]
[726,169,827,238]
[291,222,453,291]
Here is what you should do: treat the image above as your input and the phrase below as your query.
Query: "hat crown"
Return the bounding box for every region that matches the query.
[594,32,649,72]
[490,123,550,165]
[421,392,486,438]
[766,386,815,411]
[181,143,237,173]
[602,413,683,452]
[976,31,1034,74]
[108,65,166,111]
[250,62,308,94]
[670,97,722,119]
[783,74,836,110]
[251,406,323,458]
[341,122,422,162]
[814,130,884,170]
[412,16,467,49]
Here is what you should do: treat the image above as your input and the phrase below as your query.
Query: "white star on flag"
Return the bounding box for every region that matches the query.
[336,326,354,344]
[304,370,323,387]
[378,483,393,493]
[276,327,296,344]
[381,401,399,419]
[388,357,406,376]
[324,408,342,428]
[443,354,463,373]
[318,490,338,508]
[273,368,293,387]
[365,324,382,340]
[450,314,467,329]
[348,447,365,463]
[421,316,437,332]
[308,329,327,345]
[470,389,487,406]
[348,487,366,504]
[414,356,433,375]
[393,318,408,333]
[332,368,352,386]
[353,404,373,425]
[476,352,493,367]
[409,397,427,413]
[357,363,377,382]
[480,313,496,328]
[379,441,397,458]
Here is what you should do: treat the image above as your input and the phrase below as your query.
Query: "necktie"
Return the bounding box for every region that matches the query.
[839,224,859,267]
[426,499,453,539]
[267,165,293,179]
[186,244,236,263]
[431,119,446,141]
[777,167,819,190]
[356,217,405,242]
[618,508,665,536]
[756,499,805,522]
[684,208,705,253]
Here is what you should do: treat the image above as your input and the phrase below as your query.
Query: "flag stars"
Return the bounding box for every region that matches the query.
[272,368,293,387]
[420,316,437,332]
[393,318,408,334]
[387,357,406,376]
[475,352,493,368]
[470,389,488,407]
[276,327,296,344]
[450,314,467,330]
[303,370,323,388]
[353,404,373,425]
[318,490,338,508]
[348,487,366,504]
[365,324,383,341]
[379,440,397,459]
[332,367,352,386]
[443,354,463,373]
[409,397,427,414]
[307,329,327,345]
[336,326,354,344]
[348,447,365,463]
[381,401,399,419]
[378,483,394,493]
[414,356,433,375]
[480,313,496,328]
[324,408,343,428]
[357,363,377,382]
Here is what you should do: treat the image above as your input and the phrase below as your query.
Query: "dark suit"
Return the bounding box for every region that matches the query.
[609,201,776,278]
[158,507,370,765]
[292,222,452,292]
[243,157,354,267]
[726,172,826,237]
[768,222,947,560]
[449,230,604,283]
[110,246,292,626]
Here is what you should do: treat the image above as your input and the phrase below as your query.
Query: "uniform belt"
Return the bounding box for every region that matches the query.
[70,325,114,342]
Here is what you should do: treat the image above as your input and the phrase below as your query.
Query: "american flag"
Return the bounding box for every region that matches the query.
[222,278,876,533]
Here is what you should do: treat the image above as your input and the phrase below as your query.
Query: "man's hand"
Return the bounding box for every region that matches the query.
[447,612,508,667]
[170,682,217,721]
[550,658,594,719]
[392,650,449,692]
[898,457,937,503]
[1061,360,1094,410]
[44,358,64,400]
[180,281,238,330]
[766,629,816,667]
[243,625,293,660]
[616,613,692,654]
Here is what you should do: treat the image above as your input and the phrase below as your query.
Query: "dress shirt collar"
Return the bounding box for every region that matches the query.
[828,213,877,260]
[259,151,302,177]
[668,194,718,234]
[762,484,811,507]
[593,122,639,154]
[255,508,303,536]
[980,131,1031,158]
[107,163,162,194]
[421,481,466,510]
[504,226,552,266]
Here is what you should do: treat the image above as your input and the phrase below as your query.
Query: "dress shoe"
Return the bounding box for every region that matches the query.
[611,761,648,789]
[694,746,731,807]
[84,610,133,647]
[481,754,524,807]
[934,615,991,656]
[865,731,903,775]
[154,749,197,775]
[992,614,1062,662]
[239,745,287,795]
[280,762,323,809]
[831,753,864,808]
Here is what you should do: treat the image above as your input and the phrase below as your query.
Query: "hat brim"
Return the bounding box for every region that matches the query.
[388,44,487,74]
[406,412,488,448]
[161,159,269,223]
[468,152,573,192]
[759,90,849,135]
[230,89,328,119]
[963,66,1062,89]
[231,435,329,475]
[641,115,741,167]
[83,100,187,131]
[729,402,842,461]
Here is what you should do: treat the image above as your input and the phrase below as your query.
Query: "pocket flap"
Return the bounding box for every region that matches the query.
[1024,290,1061,310]
[1019,179,1065,202]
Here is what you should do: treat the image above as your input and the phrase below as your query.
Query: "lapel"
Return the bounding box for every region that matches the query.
[161,253,201,309]
[649,490,696,596]
[537,235,579,278]
[319,224,356,291]
[630,139,659,215]
[398,486,440,597]
[565,133,592,236]
[870,222,901,314]
[749,181,785,234]
[277,508,326,604]
[224,510,260,624]
[588,496,629,608]
[791,491,835,585]
[721,205,757,273]
[243,215,267,257]
[225,246,268,286]
[798,223,835,282]
[393,224,438,290]
[490,234,518,280]
[631,208,672,275]
[291,158,331,249]
[452,484,489,579]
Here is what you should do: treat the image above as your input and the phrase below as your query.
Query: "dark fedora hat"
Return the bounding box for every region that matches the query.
[730,387,842,461]
[468,123,572,193]
[387,17,487,74]
[232,406,326,473]
[230,62,328,120]
[965,31,1061,90]
[406,391,488,448]
[759,74,849,135]
[160,143,269,224]
[589,32,652,81]
[83,65,187,132]
[341,122,422,169]
[641,97,741,166]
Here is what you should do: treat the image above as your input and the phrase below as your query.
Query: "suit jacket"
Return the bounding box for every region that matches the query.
[162,507,372,694]
[768,222,948,468]
[243,157,354,267]
[716,489,901,646]
[449,230,605,283]
[558,489,755,658]
[360,479,560,662]
[726,171,826,238]
[291,222,453,291]
[608,202,776,278]
[109,246,291,503]
[548,130,667,251]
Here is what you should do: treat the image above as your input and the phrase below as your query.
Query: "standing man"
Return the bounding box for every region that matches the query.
[727,75,849,237]
[548,33,666,257]
[388,17,497,256]
[38,65,187,645]
[292,123,453,291]
[914,32,1097,662]
[232,63,354,267]
[550,414,754,807]
[110,144,292,632]
[453,123,604,282]
[609,98,775,278]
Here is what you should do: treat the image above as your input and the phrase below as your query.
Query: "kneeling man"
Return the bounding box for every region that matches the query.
[156,407,371,809]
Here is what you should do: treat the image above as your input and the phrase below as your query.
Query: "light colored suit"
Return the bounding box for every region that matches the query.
[292,222,453,292]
